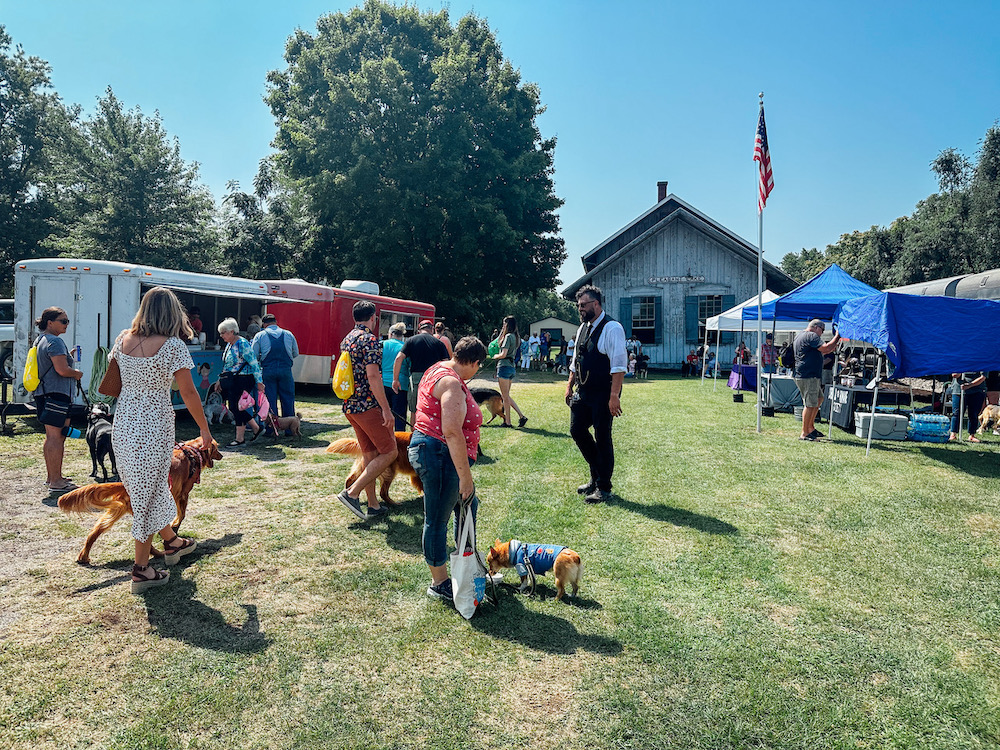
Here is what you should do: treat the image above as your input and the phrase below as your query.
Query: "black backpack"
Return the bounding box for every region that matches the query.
[779,344,795,369]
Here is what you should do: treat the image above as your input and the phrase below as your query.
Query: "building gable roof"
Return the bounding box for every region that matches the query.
[562,193,796,297]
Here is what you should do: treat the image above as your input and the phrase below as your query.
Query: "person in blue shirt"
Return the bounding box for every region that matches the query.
[381,322,410,431]
[251,313,299,436]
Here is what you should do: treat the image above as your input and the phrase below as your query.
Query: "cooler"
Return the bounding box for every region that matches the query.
[854,412,909,440]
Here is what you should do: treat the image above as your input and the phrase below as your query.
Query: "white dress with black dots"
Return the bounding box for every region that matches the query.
[110,336,195,541]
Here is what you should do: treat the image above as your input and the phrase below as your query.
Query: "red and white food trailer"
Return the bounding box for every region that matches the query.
[262,279,435,385]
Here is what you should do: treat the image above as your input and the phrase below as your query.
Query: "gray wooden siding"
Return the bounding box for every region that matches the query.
[592,215,765,368]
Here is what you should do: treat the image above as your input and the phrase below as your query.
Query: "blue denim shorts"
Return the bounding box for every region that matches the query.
[497,365,516,380]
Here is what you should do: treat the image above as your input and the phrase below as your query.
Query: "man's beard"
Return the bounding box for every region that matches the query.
[580,308,597,323]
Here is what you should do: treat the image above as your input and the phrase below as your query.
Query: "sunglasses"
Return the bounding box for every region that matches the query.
[57,318,70,324]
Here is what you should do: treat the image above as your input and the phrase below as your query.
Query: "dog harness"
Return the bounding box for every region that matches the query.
[508,539,566,577]
[173,442,205,484]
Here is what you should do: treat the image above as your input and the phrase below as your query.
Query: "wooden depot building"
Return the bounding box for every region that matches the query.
[562,181,797,370]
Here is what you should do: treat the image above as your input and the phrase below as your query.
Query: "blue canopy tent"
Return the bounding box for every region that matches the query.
[743,263,880,323]
[835,292,1000,378]
[835,291,1000,453]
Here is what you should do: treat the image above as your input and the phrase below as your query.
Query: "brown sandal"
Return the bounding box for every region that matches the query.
[162,536,198,565]
[131,564,169,594]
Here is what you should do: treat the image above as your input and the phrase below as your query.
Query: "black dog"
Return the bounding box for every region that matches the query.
[87,403,117,482]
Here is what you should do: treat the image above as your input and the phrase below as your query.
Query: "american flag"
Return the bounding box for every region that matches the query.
[754,106,773,212]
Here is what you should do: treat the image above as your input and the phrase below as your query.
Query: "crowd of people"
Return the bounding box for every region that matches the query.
[336,285,626,601]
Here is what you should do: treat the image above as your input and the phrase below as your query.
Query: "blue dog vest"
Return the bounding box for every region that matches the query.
[508,539,566,577]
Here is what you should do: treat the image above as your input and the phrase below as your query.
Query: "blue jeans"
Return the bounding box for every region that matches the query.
[408,430,477,567]
[262,369,295,433]
[952,391,986,434]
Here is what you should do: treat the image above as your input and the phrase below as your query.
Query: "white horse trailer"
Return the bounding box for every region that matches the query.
[12,258,286,408]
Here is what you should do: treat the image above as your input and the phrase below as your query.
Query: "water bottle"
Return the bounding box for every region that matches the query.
[74,345,82,362]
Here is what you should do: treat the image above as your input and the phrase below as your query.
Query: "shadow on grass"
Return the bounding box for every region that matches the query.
[471,593,621,655]
[364,496,425,557]
[917,445,1000,477]
[135,533,270,653]
[73,533,245,594]
[615,496,739,535]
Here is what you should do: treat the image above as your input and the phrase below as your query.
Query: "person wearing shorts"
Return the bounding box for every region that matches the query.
[793,319,841,442]
[33,307,84,492]
[336,300,397,521]
[491,315,528,428]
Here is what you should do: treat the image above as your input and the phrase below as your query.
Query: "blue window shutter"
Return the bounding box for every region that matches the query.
[653,296,663,345]
[619,297,633,336]
[685,296,698,343]
[720,294,736,345]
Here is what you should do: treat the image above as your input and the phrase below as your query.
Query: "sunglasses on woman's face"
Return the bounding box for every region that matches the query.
[57,318,70,325]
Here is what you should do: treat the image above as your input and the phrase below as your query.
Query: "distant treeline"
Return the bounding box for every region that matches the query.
[781,122,1000,288]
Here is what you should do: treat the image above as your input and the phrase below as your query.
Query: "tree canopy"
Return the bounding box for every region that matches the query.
[0,27,77,295]
[266,0,566,330]
[51,89,217,269]
[781,122,1000,288]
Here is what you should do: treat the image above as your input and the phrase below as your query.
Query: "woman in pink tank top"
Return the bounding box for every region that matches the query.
[409,336,487,602]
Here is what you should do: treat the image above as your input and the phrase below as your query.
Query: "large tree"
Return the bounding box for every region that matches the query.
[53,88,217,270]
[266,0,566,330]
[221,158,307,280]
[0,27,77,294]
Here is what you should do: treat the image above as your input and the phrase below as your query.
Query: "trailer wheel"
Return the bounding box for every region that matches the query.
[0,350,12,382]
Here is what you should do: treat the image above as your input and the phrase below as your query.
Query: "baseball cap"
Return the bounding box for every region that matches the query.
[418,319,434,329]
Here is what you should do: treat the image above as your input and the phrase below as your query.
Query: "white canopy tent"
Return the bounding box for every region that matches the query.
[705,290,799,332]
[702,291,801,389]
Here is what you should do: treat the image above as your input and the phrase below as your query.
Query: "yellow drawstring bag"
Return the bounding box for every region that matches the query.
[332,350,354,399]
[22,345,40,392]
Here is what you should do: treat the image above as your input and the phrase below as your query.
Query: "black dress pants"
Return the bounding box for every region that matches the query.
[570,390,614,492]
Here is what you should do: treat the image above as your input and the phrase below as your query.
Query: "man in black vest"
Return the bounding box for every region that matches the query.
[564,285,628,503]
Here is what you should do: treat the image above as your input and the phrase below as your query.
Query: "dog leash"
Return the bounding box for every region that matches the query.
[458,493,499,611]
[390,408,416,431]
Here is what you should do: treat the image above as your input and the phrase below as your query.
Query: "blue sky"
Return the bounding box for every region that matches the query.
[3,0,998,290]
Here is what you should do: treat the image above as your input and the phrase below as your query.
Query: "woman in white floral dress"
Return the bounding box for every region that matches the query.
[111,287,213,593]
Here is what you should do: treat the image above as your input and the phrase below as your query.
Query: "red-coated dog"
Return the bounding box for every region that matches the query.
[58,438,222,564]
[326,431,422,505]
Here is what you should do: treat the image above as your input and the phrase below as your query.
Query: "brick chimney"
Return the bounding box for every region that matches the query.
[657,181,669,202]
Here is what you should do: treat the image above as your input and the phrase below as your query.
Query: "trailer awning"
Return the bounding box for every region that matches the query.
[150,284,312,304]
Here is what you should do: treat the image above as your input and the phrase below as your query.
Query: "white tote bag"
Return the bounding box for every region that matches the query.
[450,499,487,620]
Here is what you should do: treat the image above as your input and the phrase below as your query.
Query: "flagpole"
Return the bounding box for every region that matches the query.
[755,93,765,434]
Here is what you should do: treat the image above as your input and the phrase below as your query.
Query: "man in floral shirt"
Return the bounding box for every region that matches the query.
[336,301,398,521]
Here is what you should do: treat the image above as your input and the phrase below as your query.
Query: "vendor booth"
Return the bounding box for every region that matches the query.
[835,291,1000,452]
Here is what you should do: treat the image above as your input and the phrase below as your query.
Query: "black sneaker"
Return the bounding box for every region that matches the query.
[577,481,597,495]
[427,579,453,600]
[336,490,367,521]
[518,416,528,428]
[366,505,388,519]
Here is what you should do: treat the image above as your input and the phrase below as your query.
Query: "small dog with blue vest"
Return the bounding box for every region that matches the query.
[486,538,582,600]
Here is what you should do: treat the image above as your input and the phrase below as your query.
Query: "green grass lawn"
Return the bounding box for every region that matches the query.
[2,374,999,749]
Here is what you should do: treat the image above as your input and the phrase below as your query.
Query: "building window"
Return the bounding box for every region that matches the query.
[697,295,723,344]
[685,294,734,344]
[632,296,656,345]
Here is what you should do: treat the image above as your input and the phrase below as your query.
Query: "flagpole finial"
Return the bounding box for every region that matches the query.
[759,92,764,105]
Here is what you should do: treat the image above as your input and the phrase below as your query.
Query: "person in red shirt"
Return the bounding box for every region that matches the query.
[409,336,488,601]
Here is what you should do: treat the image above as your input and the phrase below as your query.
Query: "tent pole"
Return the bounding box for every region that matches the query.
[865,356,882,458]
[700,319,709,386]
[958,385,966,442]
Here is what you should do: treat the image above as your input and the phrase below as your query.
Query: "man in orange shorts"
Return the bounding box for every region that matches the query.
[336,300,397,520]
